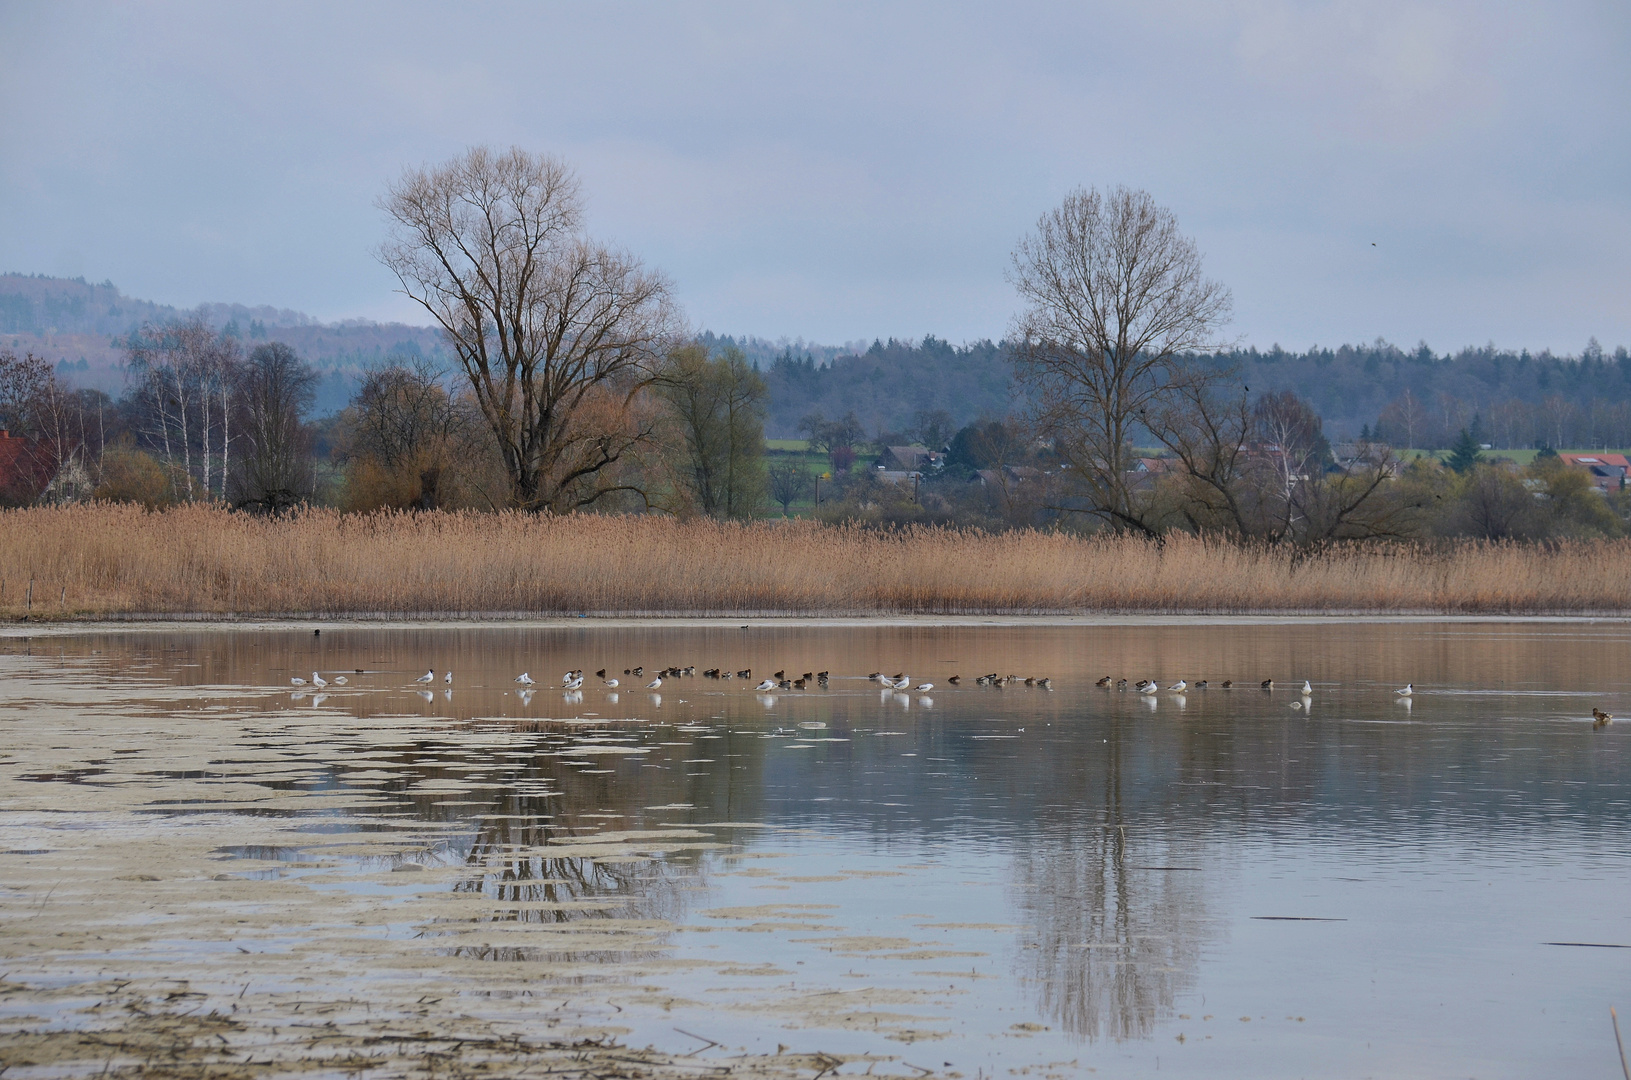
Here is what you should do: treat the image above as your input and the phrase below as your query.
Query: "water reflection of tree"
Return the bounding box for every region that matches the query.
[439,780,707,965]
[1012,825,1209,1042]
[1011,725,1213,1043]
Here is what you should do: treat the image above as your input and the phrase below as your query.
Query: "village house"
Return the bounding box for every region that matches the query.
[1556,453,1630,492]
[878,445,944,472]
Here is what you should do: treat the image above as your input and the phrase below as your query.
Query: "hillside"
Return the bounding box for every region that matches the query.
[5,274,1629,447]
[0,274,446,412]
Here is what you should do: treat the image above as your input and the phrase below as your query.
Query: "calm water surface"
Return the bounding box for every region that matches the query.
[2,620,1627,1077]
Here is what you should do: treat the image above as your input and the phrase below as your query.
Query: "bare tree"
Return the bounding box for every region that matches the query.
[230,342,317,513]
[766,460,809,514]
[378,146,678,512]
[1008,186,1232,534]
[344,356,488,508]
[656,343,767,519]
[126,318,240,500]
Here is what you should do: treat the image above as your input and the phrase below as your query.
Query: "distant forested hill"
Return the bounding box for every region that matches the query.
[6,274,1629,446]
[0,273,446,412]
[1207,339,1631,448]
[701,333,1018,438]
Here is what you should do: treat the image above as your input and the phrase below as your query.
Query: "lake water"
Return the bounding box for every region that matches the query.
[1,620,1627,1078]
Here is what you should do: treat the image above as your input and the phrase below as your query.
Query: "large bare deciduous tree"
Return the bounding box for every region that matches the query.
[378,146,678,512]
[1008,186,1232,533]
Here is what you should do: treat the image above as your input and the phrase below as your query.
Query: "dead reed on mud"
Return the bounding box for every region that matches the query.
[2,503,1629,617]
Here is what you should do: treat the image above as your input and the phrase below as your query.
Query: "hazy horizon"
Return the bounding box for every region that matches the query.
[2,2,1627,354]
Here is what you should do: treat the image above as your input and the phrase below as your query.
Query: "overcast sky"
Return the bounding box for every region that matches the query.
[2,1,1627,353]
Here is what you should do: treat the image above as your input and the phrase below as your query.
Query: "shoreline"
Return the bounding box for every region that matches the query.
[5,610,1631,637]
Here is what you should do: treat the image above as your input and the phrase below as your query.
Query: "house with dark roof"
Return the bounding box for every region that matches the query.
[879,445,944,472]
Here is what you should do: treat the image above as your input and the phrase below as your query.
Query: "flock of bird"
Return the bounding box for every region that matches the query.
[283,666,1616,727]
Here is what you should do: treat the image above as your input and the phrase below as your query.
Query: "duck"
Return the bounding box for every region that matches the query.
[1194,680,1208,690]
[415,670,436,684]
[1167,679,1187,692]
[1134,679,1150,690]
[816,670,830,680]
[596,669,607,679]
[515,672,535,686]
[1038,678,1053,690]
[1221,680,1233,688]
[1096,676,1111,688]
[1396,683,1413,697]
[1593,708,1612,729]
[1260,679,1273,690]
[737,668,752,679]
[1116,679,1128,691]
[792,678,807,690]
[867,672,882,682]
[947,674,962,686]
[704,668,720,678]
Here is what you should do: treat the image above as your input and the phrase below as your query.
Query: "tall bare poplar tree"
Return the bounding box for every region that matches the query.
[378,147,677,512]
[1008,186,1231,533]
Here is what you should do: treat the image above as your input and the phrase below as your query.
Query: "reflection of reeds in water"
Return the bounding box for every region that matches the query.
[1012,828,1210,1042]
[7,504,1631,614]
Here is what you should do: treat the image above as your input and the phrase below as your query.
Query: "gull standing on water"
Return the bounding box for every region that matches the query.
[415,670,435,684]
[1396,683,1413,697]
[1168,679,1187,692]
[1301,680,1313,695]
[646,675,664,689]
[515,672,535,686]
[290,676,307,686]
[311,672,328,689]
[444,671,453,685]
[1140,680,1159,695]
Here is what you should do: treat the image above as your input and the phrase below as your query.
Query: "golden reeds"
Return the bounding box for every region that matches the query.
[3,503,1630,617]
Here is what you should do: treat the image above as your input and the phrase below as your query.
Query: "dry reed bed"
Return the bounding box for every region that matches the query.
[1,503,1629,617]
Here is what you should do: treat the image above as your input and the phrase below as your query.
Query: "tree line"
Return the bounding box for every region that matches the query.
[2,146,1626,545]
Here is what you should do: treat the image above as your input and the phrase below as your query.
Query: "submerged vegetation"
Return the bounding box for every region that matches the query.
[3,503,1631,618]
